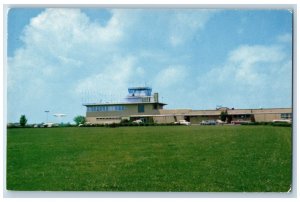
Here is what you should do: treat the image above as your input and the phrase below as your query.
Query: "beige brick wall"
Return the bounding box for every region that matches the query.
[153,116,175,123]
[254,113,281,122]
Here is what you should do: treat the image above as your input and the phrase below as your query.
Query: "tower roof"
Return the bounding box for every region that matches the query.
[128,87,152,96]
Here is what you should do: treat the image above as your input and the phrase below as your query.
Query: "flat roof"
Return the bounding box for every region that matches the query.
[159,107,292,116]
[83,102,167,106]
[128,87,152,90]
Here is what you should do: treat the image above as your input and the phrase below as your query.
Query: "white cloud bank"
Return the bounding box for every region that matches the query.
[7,8,291,122]
[8,9,128,90]
[196,44,292,108]
[9,8,216,122]
[8,8,134,122]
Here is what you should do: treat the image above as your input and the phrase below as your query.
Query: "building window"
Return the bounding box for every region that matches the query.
[96,117,121,120]
[281,113,292,119]
[232,114,250,119]
[138,104,144,113]
[87,105,126,112]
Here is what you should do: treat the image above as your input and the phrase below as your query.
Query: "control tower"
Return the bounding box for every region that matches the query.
[125,87,159,103]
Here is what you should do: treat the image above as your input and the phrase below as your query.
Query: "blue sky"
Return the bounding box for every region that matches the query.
[7,8,293,123]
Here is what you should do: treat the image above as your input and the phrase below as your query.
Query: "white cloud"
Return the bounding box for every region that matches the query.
[9,9,129,88]
[23,9,125,49]
[154,65,188,89]
[226,45,286,85]
[228,45,285,64]
[169,10,218,47]
[277,33,292,43]
[159,42,292,110]
[7,8,133,123]
[196,44,291,108]
[75,56,139,100]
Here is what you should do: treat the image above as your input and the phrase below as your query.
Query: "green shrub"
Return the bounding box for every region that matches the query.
[241,122,259,126]
[272,122,292,127]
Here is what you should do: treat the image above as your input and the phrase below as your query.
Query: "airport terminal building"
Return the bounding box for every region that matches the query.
[83,87,292,124]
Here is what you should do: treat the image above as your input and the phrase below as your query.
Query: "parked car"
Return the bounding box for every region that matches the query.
[216,119,225,125]
[43,122,56,127]
[200,120,216,125]
[132,119,143,124]
[272,119,292,124]
[177,120,191,125]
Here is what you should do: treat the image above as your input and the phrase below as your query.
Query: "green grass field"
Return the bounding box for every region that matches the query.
[7,125,292,192]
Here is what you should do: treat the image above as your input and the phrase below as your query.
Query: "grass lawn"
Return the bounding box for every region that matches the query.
[6,125,292,192]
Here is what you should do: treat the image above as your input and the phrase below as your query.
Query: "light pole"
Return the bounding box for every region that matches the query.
[44,110,49,123]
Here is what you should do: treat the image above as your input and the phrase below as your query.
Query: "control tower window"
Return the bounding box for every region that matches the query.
[138,104,145,113]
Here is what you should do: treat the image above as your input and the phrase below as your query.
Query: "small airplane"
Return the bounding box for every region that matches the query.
[53,113,67,117]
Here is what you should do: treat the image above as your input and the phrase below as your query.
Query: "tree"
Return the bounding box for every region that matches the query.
[19,115,27,127]
[73,115,86,125]
[250,114,256,122]
[220,110,228,122]
[227,115,232,123]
